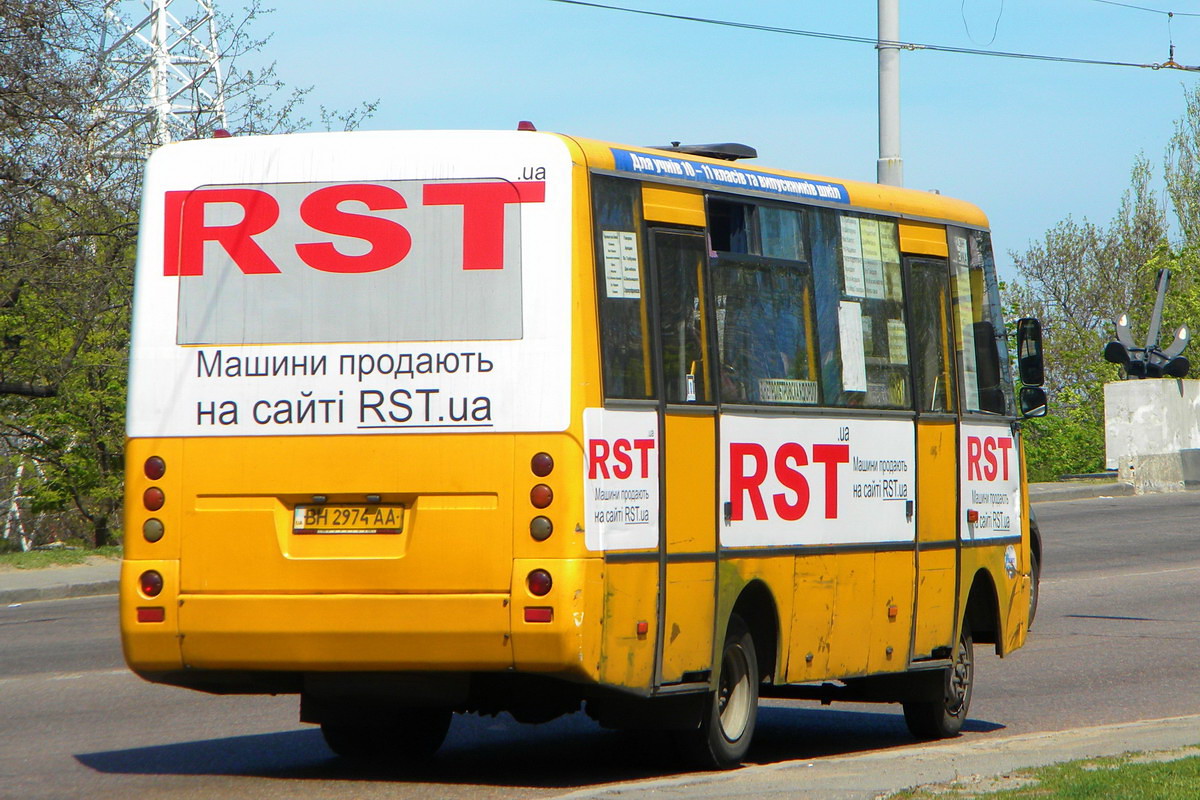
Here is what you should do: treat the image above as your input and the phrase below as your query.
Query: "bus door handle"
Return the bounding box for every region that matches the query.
[906,500,914,522]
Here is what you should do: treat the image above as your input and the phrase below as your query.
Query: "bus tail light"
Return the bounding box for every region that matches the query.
[524,607,552,622]
[143,487,165,511]
[526,569,552,596]
[144,456,166,480]
[530,516,553,541]
[139,570,164,598]
[531,452,554,477]
[137,607,165,623]
[530,484,553,509]
[143,518,165,543]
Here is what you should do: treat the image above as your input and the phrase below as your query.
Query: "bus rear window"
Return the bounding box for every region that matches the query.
[170,178,534,345]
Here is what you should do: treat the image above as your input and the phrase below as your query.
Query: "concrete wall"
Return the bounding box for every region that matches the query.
[1105,379,1200,493]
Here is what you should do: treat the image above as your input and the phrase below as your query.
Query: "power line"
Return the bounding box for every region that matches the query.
[547,0,1200,71]
[1082,0,1200,18]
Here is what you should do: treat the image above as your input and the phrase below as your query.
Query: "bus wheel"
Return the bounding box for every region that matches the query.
[903,623,974,740]
[320,708,452,762]
[678,613,758,769]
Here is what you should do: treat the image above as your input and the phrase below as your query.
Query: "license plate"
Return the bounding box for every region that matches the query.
[292,504,405,534]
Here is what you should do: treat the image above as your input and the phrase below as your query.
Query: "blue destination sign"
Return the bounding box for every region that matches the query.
[611,148,849,204]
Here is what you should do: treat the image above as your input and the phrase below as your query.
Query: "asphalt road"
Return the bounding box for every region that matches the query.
[1,491,1198,799]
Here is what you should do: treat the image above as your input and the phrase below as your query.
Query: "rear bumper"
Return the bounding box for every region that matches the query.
[120,557,602,682]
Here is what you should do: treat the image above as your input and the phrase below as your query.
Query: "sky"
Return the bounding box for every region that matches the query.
[235,0,1199,278]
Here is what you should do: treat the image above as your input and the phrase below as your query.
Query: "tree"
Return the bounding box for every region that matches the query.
[1009,88,1200,481]
[0,0,374,549]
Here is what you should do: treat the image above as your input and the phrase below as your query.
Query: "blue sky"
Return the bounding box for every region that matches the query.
[251,0,1198,278]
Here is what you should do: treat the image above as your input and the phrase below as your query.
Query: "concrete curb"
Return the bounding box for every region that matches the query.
[1028,481,1137,503]
[0,579,118,606]
[549,714,1200,800]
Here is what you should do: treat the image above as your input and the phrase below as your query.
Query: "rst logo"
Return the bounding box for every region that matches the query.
[163,179,545,277]
[587,437,656,480]
[728,442,850,521]
[966,434,1013,482]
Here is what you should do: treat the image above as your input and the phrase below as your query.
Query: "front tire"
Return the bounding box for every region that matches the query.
[903,623,974,740]
[320,707,452,762]
[1028,548,1041,628]
[678,613,759,769]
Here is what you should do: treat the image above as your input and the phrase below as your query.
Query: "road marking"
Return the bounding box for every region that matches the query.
[1044,564,1200,585]
[0,668,128,687]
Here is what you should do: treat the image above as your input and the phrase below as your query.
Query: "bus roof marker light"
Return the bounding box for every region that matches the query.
[144,456,166,480]
[517,120,537,131]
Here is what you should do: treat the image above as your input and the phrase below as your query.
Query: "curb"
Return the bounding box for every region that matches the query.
[1028,482,1136,503]
[0,579,119,606]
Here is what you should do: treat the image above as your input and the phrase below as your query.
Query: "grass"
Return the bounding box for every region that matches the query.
[0,545,122,570]
[891,747,1200,799]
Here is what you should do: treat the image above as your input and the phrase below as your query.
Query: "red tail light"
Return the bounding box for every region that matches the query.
[137,607,166,623]
[527,569,552,596]
[530,484,553,509]
[531,452,554,477]
[144,456,166,480]
[143,487,165,511]
[139,570,164,598]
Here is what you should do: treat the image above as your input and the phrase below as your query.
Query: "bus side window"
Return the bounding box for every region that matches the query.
[948,228,1013,416]
[592,176,656,400]
[708,200,820,406]
[811,211,911,409]
[905,257,956,413]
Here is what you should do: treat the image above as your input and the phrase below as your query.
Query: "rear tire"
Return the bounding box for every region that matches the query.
[677,613,758,769]
[903,623,974,740]
[320,707,452,762]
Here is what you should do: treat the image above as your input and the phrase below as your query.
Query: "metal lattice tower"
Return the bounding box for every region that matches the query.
[98,0,229,150]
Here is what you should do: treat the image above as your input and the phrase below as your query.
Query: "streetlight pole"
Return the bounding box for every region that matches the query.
[877,0,903,186]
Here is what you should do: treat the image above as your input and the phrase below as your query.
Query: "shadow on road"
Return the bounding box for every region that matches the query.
[75,706,1006,789]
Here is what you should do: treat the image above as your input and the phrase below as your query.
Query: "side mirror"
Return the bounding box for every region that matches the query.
[1016,318,1044,386]
[1019,385,1047,418]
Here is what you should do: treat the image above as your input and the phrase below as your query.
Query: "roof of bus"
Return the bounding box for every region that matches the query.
[559,132,991,230]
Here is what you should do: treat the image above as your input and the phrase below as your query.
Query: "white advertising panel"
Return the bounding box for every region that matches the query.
[127,131,574,438]
[582,409,660,551]
[720,414,915,548]
[960,420,1022,540]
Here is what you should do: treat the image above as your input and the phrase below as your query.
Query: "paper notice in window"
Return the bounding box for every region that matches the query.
[887,318,909,365]
[602,231,642,299]
[840,217,866,298]
[879,224,903,301]
[838,301,868,392]
[859,219,886,300]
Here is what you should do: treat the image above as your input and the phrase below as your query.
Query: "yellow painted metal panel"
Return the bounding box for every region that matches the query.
[787,554,834,682]
[823,552,875,677]
[642,184,706,227]
[718,557,793,681]
[868,550,915,672]
[511,557,602,680]
[899,221,949,257]
[660,413,716,682]
[600,560,658,692]
[119,559,182,672]
[173,433,515,594]
[662,561,716,683]
[913,421,958,657]
[177,594,513,671]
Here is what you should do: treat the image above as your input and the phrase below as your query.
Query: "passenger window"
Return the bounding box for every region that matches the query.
[592,176,655,400]
[948,228,1012,415]
[906,257,956,413]
[654,231,712,404]
[811,210,911,409]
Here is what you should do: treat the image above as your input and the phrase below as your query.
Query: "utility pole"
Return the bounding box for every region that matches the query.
[98,0,229,153]
[877,0,903,186]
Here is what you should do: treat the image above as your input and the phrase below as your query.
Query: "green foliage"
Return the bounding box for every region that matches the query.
[892,749,1200,798]
[1009,87,1200,477]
